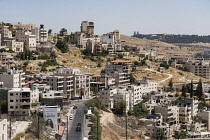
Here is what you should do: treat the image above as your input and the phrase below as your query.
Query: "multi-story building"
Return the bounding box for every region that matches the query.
[155,105,179,126]
[100,87,116,111]
[8,88,39,120]
[102,30,120,44]
[105,60,130,86]
[46,74,73,99]
[113,87,131,112]
[39,28,48,42]
[0,52,16,69]
[46,76,64,92]
[55,67,90,98]
[178,98,198,123]
[40,90,65,106]
[90,74,115,92]
[80,21,94,37]
[0,26,12,42]
[15,29,36,50]
[4,40,24,52]
[77,33,100,50]
[198,109,210,131]
[12,22,36,30]
[186,60,210,79]
[0,70,25,88]
[0,119,7,140]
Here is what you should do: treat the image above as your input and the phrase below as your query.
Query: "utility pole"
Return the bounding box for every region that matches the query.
[126,114,128,140]
[67,116,68,140]
[97,114,99,140]
[38,116,40,140]
[10,117,12,139]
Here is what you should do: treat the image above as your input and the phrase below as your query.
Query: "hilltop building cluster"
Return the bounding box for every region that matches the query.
[1,20,210,139]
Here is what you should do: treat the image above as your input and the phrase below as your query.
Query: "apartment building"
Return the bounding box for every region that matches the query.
[155,105,179,125]
[4,40,24,52]
[90,74,115,92]
[102,30,120,44]
[46,76,64,92]
[55,67,90,98]
[86,37,102,54]
[0,119,7,140]
[178,98,198,123]
[8,88,39,120]
[105,60,130,86]
[80,21,94,37]
[198,109,210,131]
[0,52,16,69]
[0,70,25,88]
[186,60,210,79]
[12,22,36,30]
[15,29,36,50]
[113,87,131,112]
[0,26,12,42]
[40,90,64,106]
[39,28,48,42]
[77,33,100,50]
[100,87,116,111]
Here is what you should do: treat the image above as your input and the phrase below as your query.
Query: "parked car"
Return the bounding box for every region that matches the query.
[73,106,77,109]
[69,116,73,120]
[76,123,81,131]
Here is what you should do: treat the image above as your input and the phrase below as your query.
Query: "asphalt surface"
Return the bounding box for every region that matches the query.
[68,100,88,140]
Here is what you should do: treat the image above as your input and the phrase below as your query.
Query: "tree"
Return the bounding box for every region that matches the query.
[129,74,136,84]
[181,84,187,97]
[152,128,167,140]
[48,29,52,34]
[28,115,53,139]
[195,79,203,100]
[168,79,173,89]
[117,54,123,59]
[175,131,188,139]
[50,52,57,60]
[190,80,194,98]
[59,28,67,36]
[115,101,126,116]
[56,40,69,53]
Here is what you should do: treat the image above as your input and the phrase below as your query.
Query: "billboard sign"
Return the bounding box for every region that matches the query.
[43,106,58,130]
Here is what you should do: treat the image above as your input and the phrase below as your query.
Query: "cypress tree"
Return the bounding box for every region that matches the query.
[181,84,187,97]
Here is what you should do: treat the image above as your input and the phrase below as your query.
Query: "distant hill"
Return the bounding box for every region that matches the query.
[132,33,210,43]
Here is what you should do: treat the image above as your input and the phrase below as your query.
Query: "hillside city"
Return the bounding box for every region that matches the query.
[1,21,210,140]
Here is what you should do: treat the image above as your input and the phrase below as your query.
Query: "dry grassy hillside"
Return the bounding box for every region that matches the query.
[121,35,203,55]
[55,46,106,75]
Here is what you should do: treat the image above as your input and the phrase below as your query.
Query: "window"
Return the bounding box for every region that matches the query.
[16,106,18,109]
[10,106,13,109]
[10,100,13,102]
[10,93,13,96]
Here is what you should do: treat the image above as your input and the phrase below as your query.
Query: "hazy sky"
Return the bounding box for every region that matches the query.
[0,0,209,35]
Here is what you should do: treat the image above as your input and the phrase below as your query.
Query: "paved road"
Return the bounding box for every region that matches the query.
[68,100,88,140]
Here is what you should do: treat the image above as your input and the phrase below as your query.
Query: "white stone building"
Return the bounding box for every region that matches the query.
[0,70,25,88]
[4,40,24,52]
[15,29,36,50]
[0,119,7,140]
[155,105,179,126]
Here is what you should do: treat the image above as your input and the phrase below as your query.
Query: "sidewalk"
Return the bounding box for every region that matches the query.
[61,106,73,140]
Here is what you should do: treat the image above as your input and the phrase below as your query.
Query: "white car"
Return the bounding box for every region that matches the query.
[69,116,73,120]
